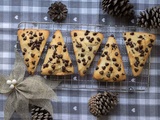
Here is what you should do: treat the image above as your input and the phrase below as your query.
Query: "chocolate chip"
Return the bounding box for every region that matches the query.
[88,47,92,51]
[106,56,110,61]
[43,63,48,68]
[84,30,90,36]
[99,71,104,75]
[49,58,53,61]
[130,32,134,35]
[56,59,60,63]
[31,53,35,58]
[77,59,81,63]
[39,32,43,36]
[140,63,144,67]
[134,62,138,67]
[104,51,108,55]
[128,38,131,41]
[25,58,29,62]
[110,34,114,37]
[21,33,25,37]
[138,35,143,39]
[52,35,55,38]
[102,66,106,70]
[86,36,90,40]
[124,33,126,35]
[26,63,29,67]
[23,48,27,52]
[76,44,82,48]
[32,67,35,69]
[137,40,142,44]
[135,47,139,51]
[93,32,98,36]
[139,45,143,50]
[109,67,113,72]
[105,63,109,66]
[33,33,37,37]
[63,49,66,52]
[96,66,99,70]
[57,42,62,45]
[116,74,119,78]
[82,58,86,62]
[83,62,87,66]
[48,70,52,74]
[134,68,139,72]
[81,48,85,52]
[97,38,101,42]
[51,65,55,70]
[101,54,105,57]
[83,70,87,74]
[23,36,27,41]
[114,63,119,67]
[81,54,84,57]
[70,63,73,67]
[112,58,116,61]
[88,56,91,60]
[113,77,117,81]
[115,52,118,56]
[39,37,43,41]
[118,67,121,71]
[62,66,66,72]
[32,61,36,65]
[80,38,84,41]
[106,73,110,78]
[123,37,127,41]
[148,43,153,48]
[22,52,25,55]
[29,31,33,35]
[93,50,97,55]
[74,32,77,37]
[29,36,33,39]
[106,43,110,47]
[145,48,148,53]
[150,39,154,43]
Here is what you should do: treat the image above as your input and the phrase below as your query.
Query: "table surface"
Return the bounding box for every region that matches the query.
[0,0,160,120]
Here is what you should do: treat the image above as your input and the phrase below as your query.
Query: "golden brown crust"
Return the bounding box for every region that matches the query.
[123,32,156,76]
[71,30,104,76]
[17,29,49,74]
[41,30,74,75]
[93,36,126,82]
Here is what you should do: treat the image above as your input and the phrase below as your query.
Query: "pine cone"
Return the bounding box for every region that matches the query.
[48,1,68,22]
[88,92,118,117]
[137,6,160,29]
[102,0,134,18]
[31,105,53,120]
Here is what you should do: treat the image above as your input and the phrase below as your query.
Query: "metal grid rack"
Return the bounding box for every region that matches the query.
[17,21,152,92]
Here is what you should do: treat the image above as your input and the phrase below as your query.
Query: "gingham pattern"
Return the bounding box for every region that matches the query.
[0,0,160,120]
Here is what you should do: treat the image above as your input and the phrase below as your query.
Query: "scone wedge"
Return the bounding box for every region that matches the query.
[71,30,104,76]
[123,32,156,76]
[17,29,49,74]
[93,36,126,82]
[41,30,74,75]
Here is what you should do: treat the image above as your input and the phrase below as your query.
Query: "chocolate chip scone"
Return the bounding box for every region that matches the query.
[17,29,49,74]
[123,32,156,76]
[41,30,74,75]
[93,36,126,82]
[71,30,104,77]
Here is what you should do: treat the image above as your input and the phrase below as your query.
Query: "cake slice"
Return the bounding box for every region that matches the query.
[123,32,156,76]
[71,30,104,76]
[17,29,49,74]
[93,36,126,82]
[41,30,74,75]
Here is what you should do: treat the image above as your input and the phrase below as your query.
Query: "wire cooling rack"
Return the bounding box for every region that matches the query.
[17,21,152,92]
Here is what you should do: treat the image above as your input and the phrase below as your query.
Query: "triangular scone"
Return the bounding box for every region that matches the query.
[123,32,156,76]
[93,36,126,82]
[17,29,49,74]
[41,30,74,75]
[71,30,104,76]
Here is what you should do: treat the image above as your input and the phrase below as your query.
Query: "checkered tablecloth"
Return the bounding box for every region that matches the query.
[0,0,160,120]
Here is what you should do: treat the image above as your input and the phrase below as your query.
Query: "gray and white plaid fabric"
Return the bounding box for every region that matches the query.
[0,0,160,120]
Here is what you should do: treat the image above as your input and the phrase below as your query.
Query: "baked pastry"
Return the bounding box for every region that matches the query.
[41,30,74,75]
[123,32,156,76]
[71,30,104,76]
[17,29,49,74]
[93,36,126,82]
